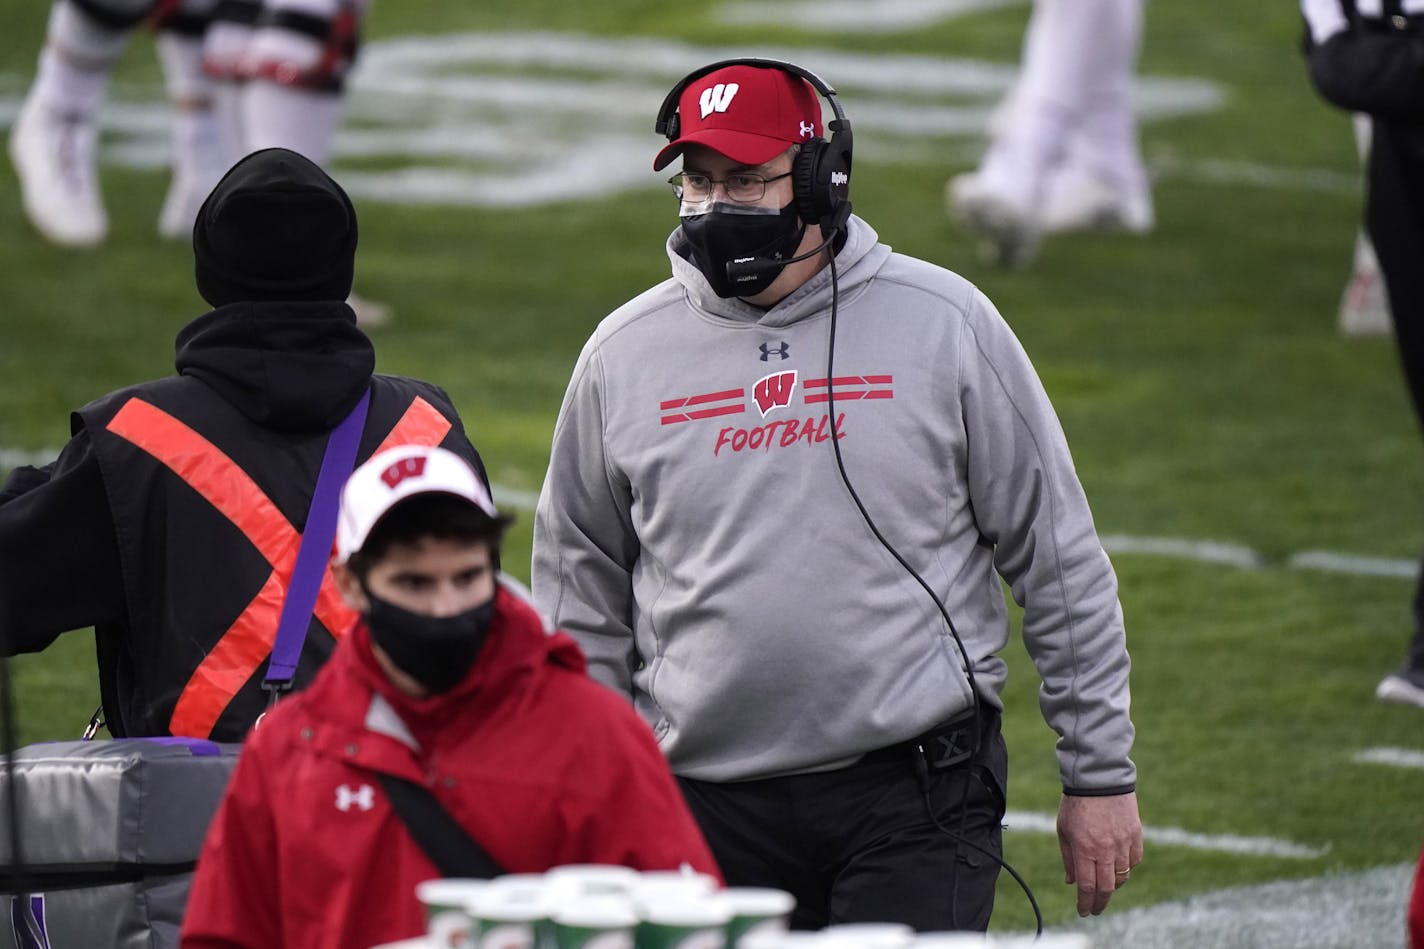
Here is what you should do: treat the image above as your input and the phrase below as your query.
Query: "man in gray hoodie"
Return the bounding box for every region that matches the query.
[532,58,1141,932]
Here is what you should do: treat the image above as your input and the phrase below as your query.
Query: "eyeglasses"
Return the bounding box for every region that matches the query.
[668,170,793,204]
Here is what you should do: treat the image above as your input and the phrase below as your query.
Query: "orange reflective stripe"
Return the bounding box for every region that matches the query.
[107,399,302,572]
[106,394,452,738]
[313,577,355,639]
[167,573,286,739]
[374,396,451,456]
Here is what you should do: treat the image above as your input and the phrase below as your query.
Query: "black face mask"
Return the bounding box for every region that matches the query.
[681,202,805,298]
[363,590,497,694]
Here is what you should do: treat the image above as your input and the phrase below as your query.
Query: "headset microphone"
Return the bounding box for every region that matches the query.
[725,227,839,286]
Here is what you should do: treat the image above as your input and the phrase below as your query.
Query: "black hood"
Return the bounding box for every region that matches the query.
[174,300,375,432]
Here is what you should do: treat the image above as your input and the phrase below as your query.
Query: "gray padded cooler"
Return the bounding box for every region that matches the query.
[0,738,240,949]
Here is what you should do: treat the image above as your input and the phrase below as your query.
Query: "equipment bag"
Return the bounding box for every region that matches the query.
[0,737,240,949]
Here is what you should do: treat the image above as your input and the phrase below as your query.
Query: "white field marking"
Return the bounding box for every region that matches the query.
[1150,153,1363,195]
[1003,810,1328,860]
[0,448,56,470]
[1098,534,1267,570]
[3,31,1227,207]
[1043,862,1413,949]
[718,0,1028,30]
[0,447,1414,580]
[1289,550,1417,579]
[1352,747,1424,770]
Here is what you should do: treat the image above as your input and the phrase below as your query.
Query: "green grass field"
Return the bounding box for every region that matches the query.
[2,1,1421,943]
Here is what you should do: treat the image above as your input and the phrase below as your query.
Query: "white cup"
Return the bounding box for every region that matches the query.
[637,893,733,949]
[549,894,640,948]
[737,931,827,948]
[720,887,796,945]
[468,884,551,949]
[545,864,643,898]
[817,922,916,947]
[415,878,490,949]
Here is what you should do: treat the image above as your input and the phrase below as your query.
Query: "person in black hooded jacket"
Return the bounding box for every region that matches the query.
[0,147,488,742]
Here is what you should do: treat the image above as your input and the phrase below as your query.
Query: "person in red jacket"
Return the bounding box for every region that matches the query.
[180,444,721,949]
[1411,842,1424,949]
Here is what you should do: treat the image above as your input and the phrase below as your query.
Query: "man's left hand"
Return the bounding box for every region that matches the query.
[1056,791,1143,917]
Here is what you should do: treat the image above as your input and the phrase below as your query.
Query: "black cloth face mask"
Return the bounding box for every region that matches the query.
[363,589,496,694]
[680,201,806,298]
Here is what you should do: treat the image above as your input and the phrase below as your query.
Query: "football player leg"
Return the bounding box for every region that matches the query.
[1338,115,1392,337]
[154,0,233,239]
[238,0,365,164]
[9,0,154,246]
[231,0,389,325]
[948,0,1112,266]
[1041,0,1154,236]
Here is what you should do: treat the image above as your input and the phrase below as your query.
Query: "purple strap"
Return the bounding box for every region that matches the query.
[118,736,223,756]
[264,389,371,687]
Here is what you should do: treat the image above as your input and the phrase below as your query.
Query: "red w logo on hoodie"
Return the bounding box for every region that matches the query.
[753,371,798,417]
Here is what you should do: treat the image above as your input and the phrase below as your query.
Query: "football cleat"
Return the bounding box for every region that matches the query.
[8,90,107,247]
[1042,165,1154,235]
[158,160,228,241]
[947,171,1043,269]
[1376,671,1424,709]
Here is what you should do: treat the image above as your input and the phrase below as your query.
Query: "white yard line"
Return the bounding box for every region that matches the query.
[718,0,1029,31]
[1047,862,1413,949]
[1004,811,1328,860]
[1289,550,1417,580]
[1352,747,1424,770]
[0,30,1244,209]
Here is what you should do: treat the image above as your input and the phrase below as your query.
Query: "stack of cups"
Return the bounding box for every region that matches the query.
[414,867,799,948]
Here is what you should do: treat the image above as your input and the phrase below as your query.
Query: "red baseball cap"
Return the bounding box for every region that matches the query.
[653,64,824,172]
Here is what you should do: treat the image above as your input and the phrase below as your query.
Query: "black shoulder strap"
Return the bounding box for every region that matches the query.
[376,772,506,879]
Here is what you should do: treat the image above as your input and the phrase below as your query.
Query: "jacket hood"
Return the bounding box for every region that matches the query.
[666,213,892,328]
[174,299,375,432]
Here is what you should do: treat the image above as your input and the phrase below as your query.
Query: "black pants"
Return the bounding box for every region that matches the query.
[1367,120,1424,674]
[677,709,1007,932]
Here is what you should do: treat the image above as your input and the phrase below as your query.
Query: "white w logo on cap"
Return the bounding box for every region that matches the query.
[699,82,739,118]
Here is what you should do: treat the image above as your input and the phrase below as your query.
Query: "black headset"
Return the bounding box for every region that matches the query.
[654,57,854,233]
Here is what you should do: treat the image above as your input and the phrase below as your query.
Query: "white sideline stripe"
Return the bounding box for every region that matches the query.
[1099,534,1266,570]
[1289,550,1417,579]
[1352,746,1424,770]
[1055,862,1412,949]
[718,0,1027,30]
[0,448,1414,578]
[1004,810,1327,859]
[492,485,541,513]
[0,448,54,470]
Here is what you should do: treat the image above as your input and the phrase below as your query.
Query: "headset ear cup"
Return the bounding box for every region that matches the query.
[823,126,853,229]
[666,111,680,142]
[793,138,827,225]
